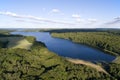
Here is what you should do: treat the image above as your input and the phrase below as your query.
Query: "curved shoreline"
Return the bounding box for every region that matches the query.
[51,34,117,57]
[66,58,109,74]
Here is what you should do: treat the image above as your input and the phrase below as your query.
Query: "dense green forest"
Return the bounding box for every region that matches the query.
[51,31,120,80]
[0,30,120,80]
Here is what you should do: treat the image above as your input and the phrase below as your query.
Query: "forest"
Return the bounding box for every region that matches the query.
[0,30,120,80]
[51,31,120,80]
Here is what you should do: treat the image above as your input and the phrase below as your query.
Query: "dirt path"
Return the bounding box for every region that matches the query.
[67,58,108,74]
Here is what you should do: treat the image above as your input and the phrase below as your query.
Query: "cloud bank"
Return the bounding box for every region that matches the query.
[105,17,120,25]
[72,14,98,24]
[0,11,120,28]
[72,14,81,18]
[51,9,60,13]
[0,11,74,25]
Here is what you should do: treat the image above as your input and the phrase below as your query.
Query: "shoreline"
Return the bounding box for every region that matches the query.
[51,34,118,57]
[66,57,109,74]
[112,56,120,63]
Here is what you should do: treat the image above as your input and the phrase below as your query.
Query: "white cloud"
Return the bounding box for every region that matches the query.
[76,18,85,23]
[2,11,118,28]
[49,9,64,15]
[88,19,97,22]
[87,19,97,24]
[72,14,81,18]
[72,14,97,24]
[99,16,120,28]
[105,16,120,25]
[51,9,60,13]
[0,11,21,18]
[72,14,84,23]
[15,19,43,24]
[0,11,74,25]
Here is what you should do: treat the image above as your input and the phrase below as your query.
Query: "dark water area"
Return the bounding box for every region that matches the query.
[11,32,115,62]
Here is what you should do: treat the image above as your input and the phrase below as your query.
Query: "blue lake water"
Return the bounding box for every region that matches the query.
[11,32,115,62]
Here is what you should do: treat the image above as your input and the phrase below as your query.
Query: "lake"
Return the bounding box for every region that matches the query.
[11,32,115,62]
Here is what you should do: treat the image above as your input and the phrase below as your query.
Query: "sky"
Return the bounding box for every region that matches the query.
[0,0,120,28]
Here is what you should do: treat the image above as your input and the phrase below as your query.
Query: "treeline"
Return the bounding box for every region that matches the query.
[43,28,120,33]
[51,32,120,56]
[106,63,120,79]
[0,29,14,34]
[0,33,23,37]
[0,41,8,48]
[24,36,36,43]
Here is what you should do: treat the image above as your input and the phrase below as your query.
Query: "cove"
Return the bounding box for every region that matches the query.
[11,32,115,62]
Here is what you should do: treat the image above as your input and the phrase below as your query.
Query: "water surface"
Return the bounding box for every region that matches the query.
[11,32,115,62]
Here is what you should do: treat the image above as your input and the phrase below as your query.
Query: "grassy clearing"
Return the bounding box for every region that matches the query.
[10,39,32,49]
[0,37,32,49]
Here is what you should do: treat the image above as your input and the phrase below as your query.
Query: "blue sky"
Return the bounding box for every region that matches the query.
[0,0,120,28]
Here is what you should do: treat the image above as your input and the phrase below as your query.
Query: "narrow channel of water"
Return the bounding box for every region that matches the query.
[11,32,115,62]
